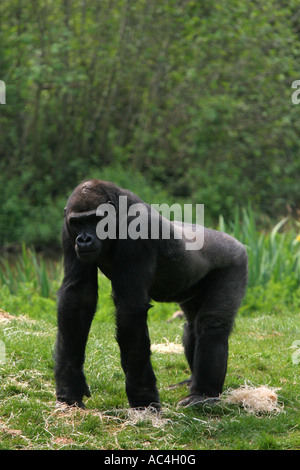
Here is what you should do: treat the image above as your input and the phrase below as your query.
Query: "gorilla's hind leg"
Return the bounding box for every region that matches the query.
[178,323,231,406]
[178,263,247,407]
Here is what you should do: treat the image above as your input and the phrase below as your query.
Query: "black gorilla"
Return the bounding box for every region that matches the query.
[55,180,248,410]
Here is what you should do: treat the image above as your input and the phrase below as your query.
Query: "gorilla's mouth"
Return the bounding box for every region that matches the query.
[76,248,99,262]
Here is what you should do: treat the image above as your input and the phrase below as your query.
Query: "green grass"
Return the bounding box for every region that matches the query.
[0,210,300,450]
[0,306,299,450]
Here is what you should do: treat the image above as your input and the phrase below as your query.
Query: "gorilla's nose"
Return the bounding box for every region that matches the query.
[76,233,93,250]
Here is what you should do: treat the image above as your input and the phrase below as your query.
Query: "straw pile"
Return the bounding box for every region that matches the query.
[224,383,283,414]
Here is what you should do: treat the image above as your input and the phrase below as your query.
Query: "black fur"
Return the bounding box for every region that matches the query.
[55,180,248,410]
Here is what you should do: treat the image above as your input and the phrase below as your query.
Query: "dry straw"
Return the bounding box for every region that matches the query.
[223,382,283,414]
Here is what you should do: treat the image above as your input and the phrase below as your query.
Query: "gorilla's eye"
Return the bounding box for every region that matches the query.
[69,219,81,229]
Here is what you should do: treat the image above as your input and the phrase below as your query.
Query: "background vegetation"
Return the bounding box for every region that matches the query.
[1,0,300,247]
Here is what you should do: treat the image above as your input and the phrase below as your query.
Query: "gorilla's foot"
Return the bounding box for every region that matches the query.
[168,378,191,390]
[130,402,161,413]
[55,399,86,410]
[177,394,219,407]
[129,398,161,412]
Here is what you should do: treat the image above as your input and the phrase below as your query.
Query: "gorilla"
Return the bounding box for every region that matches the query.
[55,179,248,410]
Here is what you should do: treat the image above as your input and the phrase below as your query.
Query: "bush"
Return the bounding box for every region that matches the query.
[1,1,300,246]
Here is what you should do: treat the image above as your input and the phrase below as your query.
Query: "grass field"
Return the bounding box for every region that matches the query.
[0,301,299,450]
[0,212,299,450]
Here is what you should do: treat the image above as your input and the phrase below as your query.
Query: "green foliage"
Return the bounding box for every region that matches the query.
[0,244,62,299]
[217,208,300,315]
[219,209,300,288]
[1,208,300,320]
[1,0,300,245]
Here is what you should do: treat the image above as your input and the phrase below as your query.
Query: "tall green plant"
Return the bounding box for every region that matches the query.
[219,208,300,288]
[0,244,62,298]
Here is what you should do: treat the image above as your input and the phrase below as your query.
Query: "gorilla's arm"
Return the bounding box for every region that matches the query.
[55,225,98,407]
[112,239,161,409]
